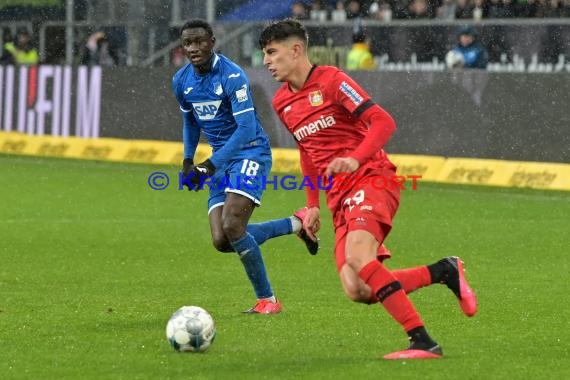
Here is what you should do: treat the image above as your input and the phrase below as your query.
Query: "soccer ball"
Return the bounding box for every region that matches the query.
[166,306,216,352]
[445,50,465,69]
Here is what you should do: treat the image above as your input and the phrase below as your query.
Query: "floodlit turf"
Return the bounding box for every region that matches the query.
[1,154,569,380]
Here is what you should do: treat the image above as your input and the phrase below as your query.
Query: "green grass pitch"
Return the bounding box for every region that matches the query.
[1,154,569,379]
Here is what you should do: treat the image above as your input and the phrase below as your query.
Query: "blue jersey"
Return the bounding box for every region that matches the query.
[453,42,488,69]
[172,53,270,169]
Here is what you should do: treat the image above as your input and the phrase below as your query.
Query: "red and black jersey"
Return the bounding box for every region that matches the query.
[272,65,396,208]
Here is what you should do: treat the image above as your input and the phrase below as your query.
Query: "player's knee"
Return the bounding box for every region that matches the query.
[340,265,372,303]
[211,234,233,253]
[345,251,373,273]
[343,287,371,303]
[221,216,246,242]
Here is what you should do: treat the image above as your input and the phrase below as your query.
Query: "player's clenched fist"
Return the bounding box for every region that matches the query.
[181,158,195,191]
[182,158,215,191]
[182,158,195,176]
[325,157,360,176]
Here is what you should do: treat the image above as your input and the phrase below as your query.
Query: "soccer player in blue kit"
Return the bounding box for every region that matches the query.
[172,19,318,314]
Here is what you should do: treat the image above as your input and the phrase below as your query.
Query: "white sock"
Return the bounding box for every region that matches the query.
[259,295,277,303]
[289,216,302,233]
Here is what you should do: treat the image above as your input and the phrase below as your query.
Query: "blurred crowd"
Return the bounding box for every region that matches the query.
[79,31,118,66]
[290,0,570,21]
[0,28,39,65]
[0,26,121,66]
[1,0,568,69]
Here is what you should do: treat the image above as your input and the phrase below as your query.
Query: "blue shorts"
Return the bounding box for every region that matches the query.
[207,152,272,214]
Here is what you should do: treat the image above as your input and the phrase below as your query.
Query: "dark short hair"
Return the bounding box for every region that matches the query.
[458,26,476,37]
[259,18,308,49]
[352,31,367,44]
[180,19,214,38]
[16,28,30,36]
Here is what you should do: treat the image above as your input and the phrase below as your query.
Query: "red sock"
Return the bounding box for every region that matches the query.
[368,266,431,303]
[392,266,431,294]
[359,260,424,332]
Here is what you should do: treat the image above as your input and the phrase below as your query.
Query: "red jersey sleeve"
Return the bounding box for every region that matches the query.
[350,104,396,165]
[331,70,372,114]
[330,70,396,165]
[299,147,320,208]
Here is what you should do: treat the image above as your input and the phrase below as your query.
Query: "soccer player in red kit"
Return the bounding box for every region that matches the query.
[259,19,478,359]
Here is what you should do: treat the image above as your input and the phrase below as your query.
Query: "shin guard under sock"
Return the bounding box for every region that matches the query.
[246,218,293,246]
[392,266,432,294]
[358,260,424,332]
[231,233,273,299]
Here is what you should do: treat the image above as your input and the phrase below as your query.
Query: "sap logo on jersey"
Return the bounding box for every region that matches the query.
[293,115,336,141]
[193,100,222,120]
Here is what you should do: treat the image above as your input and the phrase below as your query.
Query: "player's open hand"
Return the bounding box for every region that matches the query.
[325,157,360,176]
[303,207,321,241]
